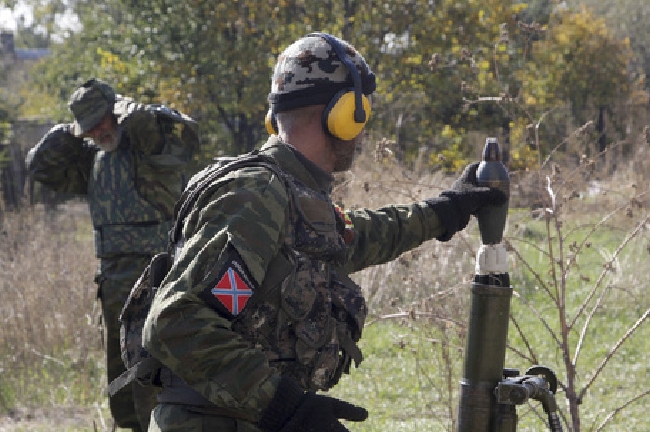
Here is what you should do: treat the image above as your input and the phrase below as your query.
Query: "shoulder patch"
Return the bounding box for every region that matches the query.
[199,245,257,316]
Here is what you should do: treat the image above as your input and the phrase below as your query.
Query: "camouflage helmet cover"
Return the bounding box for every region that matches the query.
[68,78,116,137]
[268,34,376,113]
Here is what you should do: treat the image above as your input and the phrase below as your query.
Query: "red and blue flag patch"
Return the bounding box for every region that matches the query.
[198,245,256,317]
[210,266,252,315]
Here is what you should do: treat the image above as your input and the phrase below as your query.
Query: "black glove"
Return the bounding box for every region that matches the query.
[258,377,368,432]
[426,162,507,241]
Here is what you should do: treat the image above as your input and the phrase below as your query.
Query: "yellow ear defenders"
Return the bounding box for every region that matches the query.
[265,33,371,140]
[265,109,278,136]
[315,32,371,140]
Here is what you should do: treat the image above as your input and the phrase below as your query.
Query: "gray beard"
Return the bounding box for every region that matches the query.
[95,133,120,152]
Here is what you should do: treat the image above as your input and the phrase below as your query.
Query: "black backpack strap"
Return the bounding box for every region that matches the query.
[169,152,284,248]
[107,356,162,397]
[108,153,295,399]
[168,152,296,315]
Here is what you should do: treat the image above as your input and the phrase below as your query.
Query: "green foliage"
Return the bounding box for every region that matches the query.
[429,125,469,172]
[519,6,632,112]
[564,0,650,91]
[513,6,642,161]
[14,0,641,172]
[10,17,49,49]
[0,122,11,173]
[3,139,650,430]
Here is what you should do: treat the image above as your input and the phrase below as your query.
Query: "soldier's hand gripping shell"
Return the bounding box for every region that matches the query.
[425,162,507,241]
[258,377,368,432]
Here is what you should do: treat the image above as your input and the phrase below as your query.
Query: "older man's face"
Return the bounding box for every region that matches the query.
[83,114,119,152]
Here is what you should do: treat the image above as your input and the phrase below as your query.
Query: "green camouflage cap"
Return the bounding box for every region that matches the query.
[68,78,116,136]
[268,33,376,113]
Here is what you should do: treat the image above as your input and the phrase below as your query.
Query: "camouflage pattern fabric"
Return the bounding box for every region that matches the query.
[97,256,160,431]
[229,165,367,392]
[25,97,198,431]
[116,154,289,396]
[268,34,376,113]
[26,98,197,221]
[142,136,449,431]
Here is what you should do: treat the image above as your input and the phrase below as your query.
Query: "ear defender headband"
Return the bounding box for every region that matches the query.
[314,32,371,140]
[266,33,372,140]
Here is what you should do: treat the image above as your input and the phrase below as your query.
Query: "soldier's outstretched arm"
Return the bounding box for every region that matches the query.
[343,163,506,273]
[343,201,448,273]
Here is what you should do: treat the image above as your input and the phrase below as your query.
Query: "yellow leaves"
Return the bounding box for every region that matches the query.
[97,48,130,75]
[478,59,490,71]
[436,126,469,173]
[522,3,633,108]
[441,124,454,138]
[509,3,528,15]
[623,37,631,49]
[404,54,423,65]
[556,32,570,46]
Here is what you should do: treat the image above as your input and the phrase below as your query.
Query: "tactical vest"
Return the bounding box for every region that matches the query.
[90,146,171,258]
[152,155,367,410]
[231,171,367,392]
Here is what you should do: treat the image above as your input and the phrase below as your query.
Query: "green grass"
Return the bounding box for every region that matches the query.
[329,321,461,432]
[330,200,650,432]
[2,150,649,431]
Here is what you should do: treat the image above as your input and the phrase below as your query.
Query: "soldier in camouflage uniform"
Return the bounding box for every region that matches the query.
[25,78,199,432]
[142,34,505,432]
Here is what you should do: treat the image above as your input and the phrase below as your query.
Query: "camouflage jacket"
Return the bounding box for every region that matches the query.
[26,98,198,258]
[142,135,449,422]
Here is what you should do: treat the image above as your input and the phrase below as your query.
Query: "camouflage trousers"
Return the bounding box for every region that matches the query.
[97,255,160,431]
[148,404,261,432]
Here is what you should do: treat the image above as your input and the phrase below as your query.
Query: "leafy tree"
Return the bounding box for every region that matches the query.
[516,5,637,159]
[516,0,555,26]
[565,0,650,90]
[350,0,530,168]
[21,0,320,159]
[16,0,640,172]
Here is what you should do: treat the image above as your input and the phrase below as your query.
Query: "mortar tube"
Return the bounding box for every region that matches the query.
[457,137,512,432]
[457,271,513,432]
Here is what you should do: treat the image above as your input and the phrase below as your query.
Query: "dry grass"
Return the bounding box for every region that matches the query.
[0,127,648,431]
[0,201,107,429]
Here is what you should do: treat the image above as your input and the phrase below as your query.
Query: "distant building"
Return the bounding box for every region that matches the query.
[1,30,51,63]
[0,30,53,210]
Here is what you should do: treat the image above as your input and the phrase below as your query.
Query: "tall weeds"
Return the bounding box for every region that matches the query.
[334,125,650,431]
[0,201,104,421]
[0,124,648,431]
[502,120,650,431]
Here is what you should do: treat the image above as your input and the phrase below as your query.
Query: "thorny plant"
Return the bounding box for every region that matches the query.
[412,16,650,431]
[503,115,650,432]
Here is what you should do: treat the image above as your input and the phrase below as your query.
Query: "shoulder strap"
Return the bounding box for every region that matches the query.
[107,356,162,397]
[168,152,286,250]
